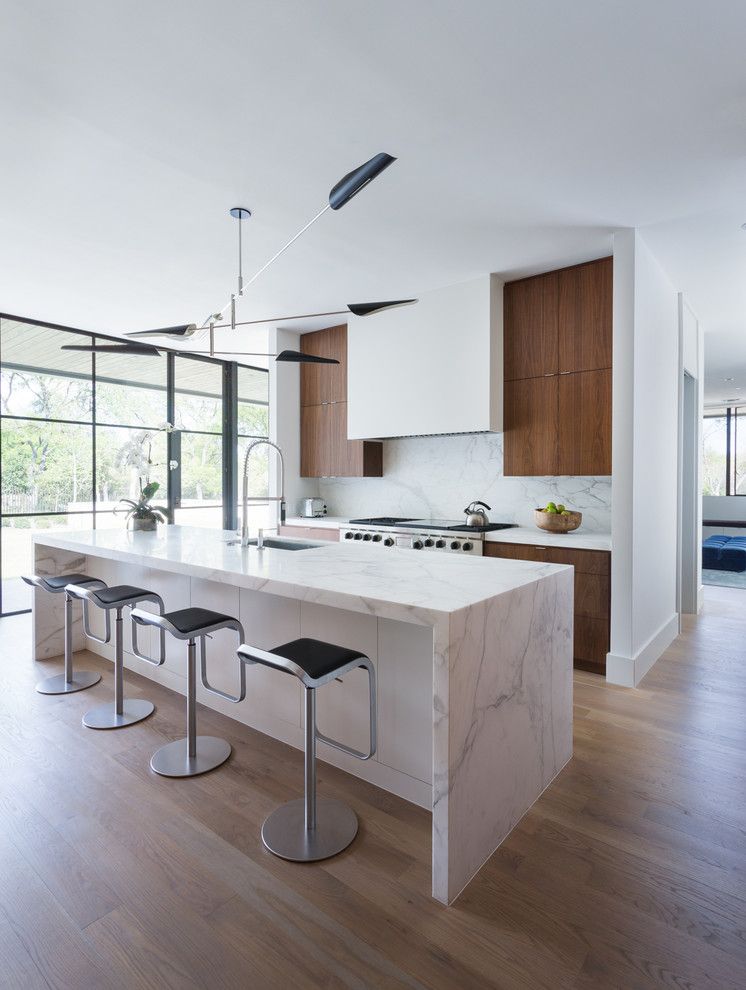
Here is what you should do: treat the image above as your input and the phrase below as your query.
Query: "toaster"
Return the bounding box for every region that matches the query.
[300,497,327,518]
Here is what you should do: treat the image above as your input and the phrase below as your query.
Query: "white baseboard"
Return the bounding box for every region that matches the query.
[606,612,679,687]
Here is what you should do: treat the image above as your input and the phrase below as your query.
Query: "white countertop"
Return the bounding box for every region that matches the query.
[485,526,612,552]
[34,525,568,621]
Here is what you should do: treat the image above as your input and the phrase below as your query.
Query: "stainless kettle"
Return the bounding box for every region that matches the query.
[463,501,491,527]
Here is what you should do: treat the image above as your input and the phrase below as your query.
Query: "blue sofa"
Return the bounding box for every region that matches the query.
[702,534,746,572]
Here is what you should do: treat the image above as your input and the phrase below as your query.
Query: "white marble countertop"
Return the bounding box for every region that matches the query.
[283,515,347,529]
[33,525,569,622]
[485,526,611,551]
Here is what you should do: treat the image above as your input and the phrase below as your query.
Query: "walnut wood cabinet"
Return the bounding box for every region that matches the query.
[503,257,612,477]
[485,542,610,674]
[300,325,383,478]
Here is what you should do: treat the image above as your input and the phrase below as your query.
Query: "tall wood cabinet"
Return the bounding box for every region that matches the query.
[504,257,612,476]
[300,325,383,478]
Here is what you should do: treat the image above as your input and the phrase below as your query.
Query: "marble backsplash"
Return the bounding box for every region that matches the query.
[318,433,612,532]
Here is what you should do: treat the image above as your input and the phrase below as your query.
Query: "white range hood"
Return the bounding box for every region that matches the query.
[347,274,503,439]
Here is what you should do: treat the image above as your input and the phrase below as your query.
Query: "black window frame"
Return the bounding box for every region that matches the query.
[0,312,269,616]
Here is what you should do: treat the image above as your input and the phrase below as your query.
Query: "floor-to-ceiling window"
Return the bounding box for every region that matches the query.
[0,315,269,616]
[0,320,94,613]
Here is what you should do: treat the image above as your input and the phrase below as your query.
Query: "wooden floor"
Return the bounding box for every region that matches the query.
[1,588,745,989]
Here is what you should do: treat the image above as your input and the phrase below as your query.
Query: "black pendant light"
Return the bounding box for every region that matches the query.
[61,342,162,356]
[120,153,400,358]
[126,324,197,340]
[328,153,396,210]
[346,299,417,317]
[275,350,338,364]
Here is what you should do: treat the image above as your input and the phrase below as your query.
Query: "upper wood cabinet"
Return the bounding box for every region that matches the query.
[558,257,612,373]
[300,324,382,478]
[558,369,612,475]
[503,257,612,477]
[300,324,347,406]
[504,376,558,476]
[503,272,558,381]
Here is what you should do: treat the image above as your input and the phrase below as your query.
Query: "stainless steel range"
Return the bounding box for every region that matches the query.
[343,517,517,556]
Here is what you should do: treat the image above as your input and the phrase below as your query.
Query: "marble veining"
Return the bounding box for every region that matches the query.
[318,432,612,532]
[33,544,88,660]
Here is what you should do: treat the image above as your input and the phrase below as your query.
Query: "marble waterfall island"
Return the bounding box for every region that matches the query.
[31,526,573,904]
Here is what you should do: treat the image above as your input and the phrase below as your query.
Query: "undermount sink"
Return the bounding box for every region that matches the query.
[225,537,323,551]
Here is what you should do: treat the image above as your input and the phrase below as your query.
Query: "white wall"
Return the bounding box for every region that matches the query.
[608,230,682,687]
[319,432,611,530]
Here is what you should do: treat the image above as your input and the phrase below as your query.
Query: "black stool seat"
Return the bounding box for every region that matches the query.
[164,606,239,636]
[26,573,97,590]
[88,584,152,607]
[270,638,365,681]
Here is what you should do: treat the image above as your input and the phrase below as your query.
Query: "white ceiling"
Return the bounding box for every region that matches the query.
[2,0,746,391]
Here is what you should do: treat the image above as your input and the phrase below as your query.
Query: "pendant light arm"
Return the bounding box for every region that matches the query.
[203,203,332,327]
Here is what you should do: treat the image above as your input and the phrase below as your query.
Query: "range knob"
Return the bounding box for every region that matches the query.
[436,539,446,548]
[450,540,461,551]
[372,533,382,542]
[353,532,363,540]
[424,538,434,548]
[463,542,473,552]
[412,539,423,550]
[384,537,394,547]
[344,531,353,539]
[363,533,372,541]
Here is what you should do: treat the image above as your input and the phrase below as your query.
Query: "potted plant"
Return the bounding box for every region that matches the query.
[116,481,169,532]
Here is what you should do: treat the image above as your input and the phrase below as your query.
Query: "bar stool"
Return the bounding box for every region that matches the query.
[236,637,376,862]
[66,584,167,729]
[22,573,107,695]
[130,606,247,777]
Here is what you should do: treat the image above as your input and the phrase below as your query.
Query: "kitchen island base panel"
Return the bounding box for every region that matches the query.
[432,573,573,903]
[32,531,572,904]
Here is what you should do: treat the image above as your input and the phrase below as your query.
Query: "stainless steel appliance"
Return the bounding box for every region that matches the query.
[343,517,516,556]
[300,498,327,518]
[463,500,491,527]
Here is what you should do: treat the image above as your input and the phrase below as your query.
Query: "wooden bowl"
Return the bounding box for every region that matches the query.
[534,509,582,533]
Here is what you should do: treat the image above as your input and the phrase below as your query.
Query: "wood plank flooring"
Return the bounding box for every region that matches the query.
[1,586,745,989]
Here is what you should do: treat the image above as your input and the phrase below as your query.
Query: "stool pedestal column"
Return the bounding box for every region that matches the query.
[261,685,358,862]
[36,591,102,696]
[150,638,231,778]
[83,609,155,729]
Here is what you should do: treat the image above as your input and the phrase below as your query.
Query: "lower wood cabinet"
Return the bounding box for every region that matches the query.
[278,525,340,542]
[301,401,382,478]
[485,542,610,675]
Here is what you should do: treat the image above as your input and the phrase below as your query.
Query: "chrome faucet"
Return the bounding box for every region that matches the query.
[241,439,286,547]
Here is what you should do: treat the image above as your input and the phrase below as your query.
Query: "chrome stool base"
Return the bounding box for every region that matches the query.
[261,797,358,862]
[36,670,101,695]
[150,736,231,778]
[82,698,155,730]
